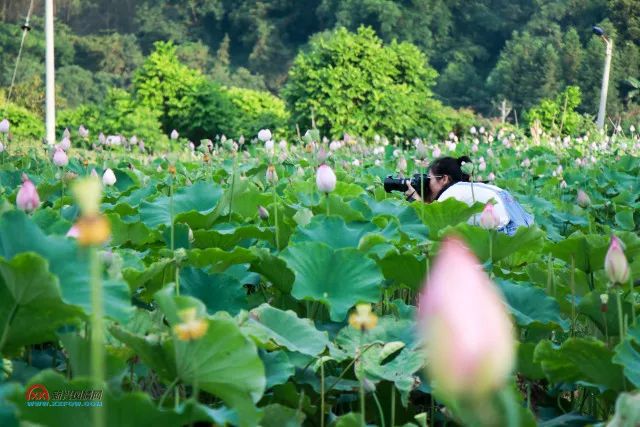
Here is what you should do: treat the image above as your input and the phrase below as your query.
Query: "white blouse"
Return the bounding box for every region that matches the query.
[437,182,511,227]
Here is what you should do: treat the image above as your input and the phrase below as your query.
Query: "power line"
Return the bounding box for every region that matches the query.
[7,0,36,102]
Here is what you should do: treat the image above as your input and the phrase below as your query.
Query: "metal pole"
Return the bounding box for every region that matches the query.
[596,38,612,131]
[45,0,56,145]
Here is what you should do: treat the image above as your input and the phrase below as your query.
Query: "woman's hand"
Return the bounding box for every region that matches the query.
[405,181,423,202]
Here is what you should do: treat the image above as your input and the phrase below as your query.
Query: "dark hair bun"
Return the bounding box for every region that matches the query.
[457,155,472,166]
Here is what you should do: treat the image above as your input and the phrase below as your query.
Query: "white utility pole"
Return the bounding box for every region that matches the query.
[45,0,56,145]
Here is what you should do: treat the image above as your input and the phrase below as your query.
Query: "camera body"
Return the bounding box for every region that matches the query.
[384,173,430,199]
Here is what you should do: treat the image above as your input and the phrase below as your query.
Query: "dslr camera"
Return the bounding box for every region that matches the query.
[384,173,430,200]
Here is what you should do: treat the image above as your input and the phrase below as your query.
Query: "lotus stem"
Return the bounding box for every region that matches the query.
[89,246,105,427]
[629,276,636,326]
[320,358,325,427]
[616,288,625,340]
[272,184,280,251]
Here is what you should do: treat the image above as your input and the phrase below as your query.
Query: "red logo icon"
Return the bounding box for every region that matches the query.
[25,384,50,401]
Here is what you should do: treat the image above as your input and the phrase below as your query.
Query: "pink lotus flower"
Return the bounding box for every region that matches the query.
[316,164,336,193]
[605,235,629,284]
[479,203,501,229]
[397,156,407,172]
[0,119,9,134]
[79,125,89,139]
[53,147,68,167]
[258,129,272,142]
[432,146,441,158]
[60,137,71,151]
[576,190,591,208]
[257,205,269,220]
[488,172,496,181]
[170,129,179,140]
[16,174,40,212]
[418,237,515,397]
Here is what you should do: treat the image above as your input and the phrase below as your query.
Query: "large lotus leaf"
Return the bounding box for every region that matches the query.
[31,208,72,235]
[578,292,634,337]
[0,383,19,427]
[612,322,640,388]
[313,194,367,222]
[360,344,424,404]
[352,196,428,240]
[154,287,265,427]
[220,181,273,219]
[109,325,177,381]
[534,338,624,391]
[335,316,419,354]
[496,280,568,330]
[446,224,545,263]
[240,304,329,356]
[0,253,83,354]
[517,342,545,380]
[615,205,636,230]
[139,181,223,229]
[413,197,484,239]
[122,258,174,295]
[377,252,427,291]
[291,215,397,249]
[179,267,247,315]
[0,211,133,323]
[549,234,609,273]
[192,224,274,251]
[280,242,383,321]
[8,370,224,427]
[249,248,295,293]
[261,403,305,427]
[261,350,295,389]
[186,247,256,271]
[107,213,160,246]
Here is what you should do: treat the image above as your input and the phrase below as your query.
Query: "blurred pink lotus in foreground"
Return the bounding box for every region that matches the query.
[418,237,515,398]
[605,235,629,284]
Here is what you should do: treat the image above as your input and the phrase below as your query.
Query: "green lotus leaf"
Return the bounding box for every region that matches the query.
[261,350,295,389]
[0,253,82,354]
[549,233,609,273]
[139,181,223,229]
[496,279,568,330]
[241,304,329,356]
[8,370,223,427]
[413,197,484,239]
[0,211,133,323]
[192,224,274,251]
[179,267,248,315]
[612,322,640,388]
[534,338,624,391]
[578,292,634,337]
[377,252,427,291]
[154,287,265,427]
[260,403,305,427]
[280,242,383,321]
[291,215,397,249]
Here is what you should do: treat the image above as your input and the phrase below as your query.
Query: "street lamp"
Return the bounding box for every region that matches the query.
[592,25,612,131]
[45,0,56,146]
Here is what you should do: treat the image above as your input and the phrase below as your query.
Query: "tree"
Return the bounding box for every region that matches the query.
[282,26,441,139]
[133,41,205,133]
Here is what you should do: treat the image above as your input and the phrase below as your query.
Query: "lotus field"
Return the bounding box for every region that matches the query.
[2,124,640,427]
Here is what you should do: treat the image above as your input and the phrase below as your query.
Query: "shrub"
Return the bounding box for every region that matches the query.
[526,86,594,136]
[226,87,290,139]
[0,100,44,141]
[282,26,444,139]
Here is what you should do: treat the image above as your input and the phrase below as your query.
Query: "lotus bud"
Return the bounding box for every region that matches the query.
[238,135,245,145]
[317,147,328,163]
[488,172,496,181]
[479,203,501,229]
[258,129,272,142]
[470,126,477,135]
[90,168,99,178]
[432,146,441,158]
[352,159,360,167]
[479,126,485,134]
[188,141,195,151]
[316,164,337,193]
[60,137,71,151]
[605,235,629,284]
[0,142,4,153]
[279,140,287,151]
[397,156,407,172]
[102,168,117,186]
[52,147,68,167]
[478,161,486,171]
[418,237,515,398]
[472,144,479,153]
[16,174,40,212]
[66,225,79,238]
[576,190,591,208]
[521,158,531,168]
[266,165,278,184]
[630,125,635,133]
[329,141,341,151]
[170,129,179,140]
[79,125,89,139]
[560,180,567,189]
[98,133,106,145]
[265,139,274,152]
[258,205,269,220]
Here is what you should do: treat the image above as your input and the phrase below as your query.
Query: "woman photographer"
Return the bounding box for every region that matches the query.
[405,156,534,235]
